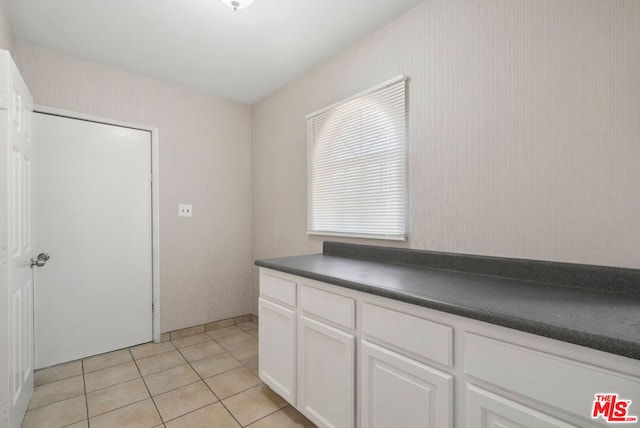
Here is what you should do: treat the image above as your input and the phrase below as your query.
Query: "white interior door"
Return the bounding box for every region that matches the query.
[33,113,153,369]
[1,49,35,428]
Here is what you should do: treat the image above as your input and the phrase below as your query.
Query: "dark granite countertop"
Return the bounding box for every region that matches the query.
[255,243,640,360]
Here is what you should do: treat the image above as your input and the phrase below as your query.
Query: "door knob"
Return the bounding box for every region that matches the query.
[31,253,50,268]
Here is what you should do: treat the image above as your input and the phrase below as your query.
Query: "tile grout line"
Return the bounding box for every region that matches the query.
[82,359,91,428]
[174,330,284,427]
[88,396,151,421]
[134,339,243,424]
[82,360,140,395]
[247,406,291,427]
[83,346,182,396]
[55,348,199,423]
[172,335,247,427]
[25,376,86,411]
[128,347,165,427]
[130,345,176,363]
[171,335,242,426]
[227,322,291,426]
[29,325,260,427]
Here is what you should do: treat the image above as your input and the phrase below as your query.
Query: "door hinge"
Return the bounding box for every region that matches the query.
[152,303,155,313]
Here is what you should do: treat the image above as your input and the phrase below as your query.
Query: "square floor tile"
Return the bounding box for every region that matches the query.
[28,374,85,410]
[205,367,262,399]
[84,361,140,393]
[191,352,243,379]
[206,326,243,340]
[22,395,87,428]
[165,402,240,428]
[34,361,82,387]
[83,349,133,373]
[89,398,162,428]
[222,384,287,426]
[215,332,256,352]
[244,359,259,376]
[171,333,212,349]
[87,378,150,418]
[131,341,176,360]
[230,342,258,364]
[143,364,200,396]
[137,350,186,376]
[179,341,225,362]
[153,381,217,422]
[246,406,316,428]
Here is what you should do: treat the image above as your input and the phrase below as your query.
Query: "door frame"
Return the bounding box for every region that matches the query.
[34,105,161,342]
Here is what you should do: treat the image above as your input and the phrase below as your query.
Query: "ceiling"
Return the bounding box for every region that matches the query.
[5,0,424,104]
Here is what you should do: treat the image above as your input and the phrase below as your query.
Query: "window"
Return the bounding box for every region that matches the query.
[307,75,408,241]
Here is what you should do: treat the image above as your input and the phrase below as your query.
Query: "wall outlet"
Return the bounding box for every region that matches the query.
[178,204,193,217]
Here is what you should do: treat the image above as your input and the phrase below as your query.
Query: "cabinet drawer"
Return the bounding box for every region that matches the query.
[299,284,355,330]
[467,384,576,428]
[260,271,296,307]
[464,333,640,423]
[362,303,453,368]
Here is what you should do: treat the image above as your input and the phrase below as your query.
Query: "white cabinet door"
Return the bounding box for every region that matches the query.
[361,340,452,428]
[258,297,296,405]
[298,315,355,428]
[467,384,577,428]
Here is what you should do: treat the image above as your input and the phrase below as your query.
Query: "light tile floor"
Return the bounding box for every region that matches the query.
[23,321,316,428]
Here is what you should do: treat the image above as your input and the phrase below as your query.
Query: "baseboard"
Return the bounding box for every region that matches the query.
[159,314,258,342]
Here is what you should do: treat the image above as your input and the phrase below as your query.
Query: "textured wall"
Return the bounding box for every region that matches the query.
[14,43,253,333]
[0,0,14,54]
[252,0,640,312]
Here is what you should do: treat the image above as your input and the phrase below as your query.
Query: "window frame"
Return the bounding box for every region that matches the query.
[306,75,409,241]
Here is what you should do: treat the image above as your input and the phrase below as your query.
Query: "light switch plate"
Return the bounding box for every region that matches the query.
[178,204,192,217]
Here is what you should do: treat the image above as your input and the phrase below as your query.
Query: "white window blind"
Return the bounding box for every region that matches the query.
[307,75,408,241]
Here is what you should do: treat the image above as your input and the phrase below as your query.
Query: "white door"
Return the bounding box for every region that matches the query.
[258,297,296,405]
[33,113,152,369]
[360,340,452,428]
[1,50,35,428]
[298,315,355,428]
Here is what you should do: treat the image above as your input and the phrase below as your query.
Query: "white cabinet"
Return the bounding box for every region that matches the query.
[258,297,297,405]
[464,332,640,426]
[258,268,640,428]
[361,340,452,428]
[298,314,355,428]
[467,384,577,428]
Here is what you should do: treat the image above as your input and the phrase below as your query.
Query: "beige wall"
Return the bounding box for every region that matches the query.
[252,0,640,311]
[0,0,14,54]
[14,43,253,332]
